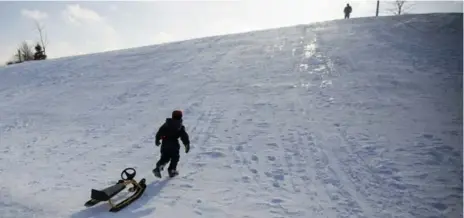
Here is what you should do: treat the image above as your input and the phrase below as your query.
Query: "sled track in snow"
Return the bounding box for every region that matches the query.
[290,27,374,218]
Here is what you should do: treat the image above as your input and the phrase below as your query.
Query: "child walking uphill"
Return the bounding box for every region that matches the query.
[153,110,190,178]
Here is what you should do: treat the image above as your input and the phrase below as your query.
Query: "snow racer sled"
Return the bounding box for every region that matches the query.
[84,167,147,212]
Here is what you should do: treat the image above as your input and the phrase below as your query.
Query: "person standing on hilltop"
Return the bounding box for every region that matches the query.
[344,3,352,19]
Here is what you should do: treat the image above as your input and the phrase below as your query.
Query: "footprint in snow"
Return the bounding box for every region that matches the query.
[242,176,251,183]
[251,155,259,162]
[198,151,226,158]
[267,156,276,161]
[422,133,434,139]
[266,142,278,148]
[180,184,193,189]
[273,182,280,188]
[271,198,284,204]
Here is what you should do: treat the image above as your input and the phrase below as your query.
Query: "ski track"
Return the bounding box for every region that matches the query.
[0,13,462,218]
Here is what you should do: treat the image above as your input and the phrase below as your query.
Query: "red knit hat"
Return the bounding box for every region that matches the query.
[172,110,183,120]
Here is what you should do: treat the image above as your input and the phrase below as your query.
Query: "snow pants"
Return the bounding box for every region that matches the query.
[156,145,180,171]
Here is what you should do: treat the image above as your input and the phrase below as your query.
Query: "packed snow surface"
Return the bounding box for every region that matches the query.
[0,13,462,218]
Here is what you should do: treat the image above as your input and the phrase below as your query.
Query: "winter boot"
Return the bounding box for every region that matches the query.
[152,167,161,178]
[168,169,179,178]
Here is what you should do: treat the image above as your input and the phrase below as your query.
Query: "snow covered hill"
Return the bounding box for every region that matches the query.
[0,13,462,218]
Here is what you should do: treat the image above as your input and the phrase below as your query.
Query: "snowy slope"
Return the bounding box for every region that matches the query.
[0,13,462,218]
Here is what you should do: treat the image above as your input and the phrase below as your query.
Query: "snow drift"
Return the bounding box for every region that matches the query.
[0,13,462,218]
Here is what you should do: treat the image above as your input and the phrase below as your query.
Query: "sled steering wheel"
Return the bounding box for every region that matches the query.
[121,167,136,180]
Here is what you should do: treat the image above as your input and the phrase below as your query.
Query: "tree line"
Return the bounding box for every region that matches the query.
[6,21,48,66]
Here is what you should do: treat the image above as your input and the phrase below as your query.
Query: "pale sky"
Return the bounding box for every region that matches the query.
[0,0,462,64]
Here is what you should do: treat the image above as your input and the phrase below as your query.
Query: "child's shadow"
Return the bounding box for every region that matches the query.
[70,179,170,218]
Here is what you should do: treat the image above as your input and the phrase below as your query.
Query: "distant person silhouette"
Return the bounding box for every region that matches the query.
[344,3,352,19]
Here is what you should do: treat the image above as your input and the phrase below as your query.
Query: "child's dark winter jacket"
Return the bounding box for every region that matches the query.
[155,118,190,153]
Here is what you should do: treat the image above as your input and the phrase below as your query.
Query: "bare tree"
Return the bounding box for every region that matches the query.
[16,49,22,62]
[34,20,48,56]
[19,41,34,61]
[390,0,414,15]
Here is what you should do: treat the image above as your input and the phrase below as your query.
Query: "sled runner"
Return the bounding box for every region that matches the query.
[84,167,147,212]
